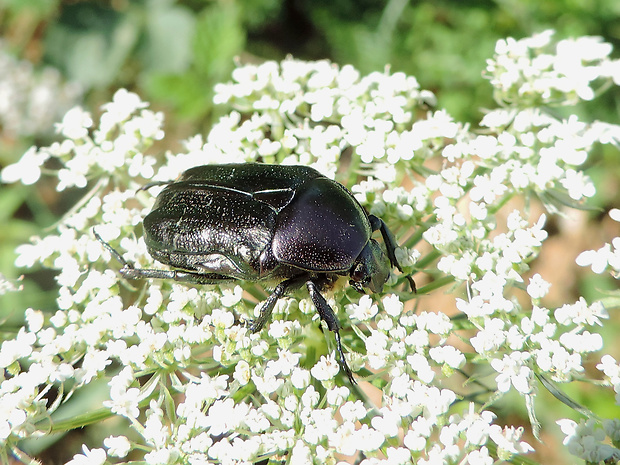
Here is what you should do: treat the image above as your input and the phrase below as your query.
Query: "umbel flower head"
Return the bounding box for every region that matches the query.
[1,30,620,465]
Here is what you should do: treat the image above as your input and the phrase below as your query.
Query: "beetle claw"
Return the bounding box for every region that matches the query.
[405,275,417,293]
[242,317,257,331]
[350,280,366,294]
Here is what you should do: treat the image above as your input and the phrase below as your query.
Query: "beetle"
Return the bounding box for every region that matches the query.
[96,163,415,383]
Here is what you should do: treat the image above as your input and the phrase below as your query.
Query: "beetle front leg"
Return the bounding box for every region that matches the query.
[306,280,355,384]
[249,277,306,333]
[368,215,416,292]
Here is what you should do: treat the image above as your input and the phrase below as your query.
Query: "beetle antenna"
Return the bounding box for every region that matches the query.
[137,180,171,193]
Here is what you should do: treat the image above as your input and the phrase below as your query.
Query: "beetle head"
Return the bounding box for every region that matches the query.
[349,239,390,294]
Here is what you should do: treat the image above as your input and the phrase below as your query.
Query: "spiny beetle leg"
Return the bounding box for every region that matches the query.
[93,229,229,285]
[249,281,285,333]
[306,279,356,384]
[368,215,416,293]
[333,330,355,384]
[94,229,132,269]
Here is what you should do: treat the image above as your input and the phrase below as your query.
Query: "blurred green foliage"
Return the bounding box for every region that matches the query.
[2,0,619,128]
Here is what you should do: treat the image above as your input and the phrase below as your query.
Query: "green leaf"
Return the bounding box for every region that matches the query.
[525,392,542,441]
[144,2,245,119]
[599,293,620,310]
[540,188,602,213]
[537,373,597,420]
[4,0,59,16]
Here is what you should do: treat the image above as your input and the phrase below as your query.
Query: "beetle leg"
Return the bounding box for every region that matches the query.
[306,280,356,384]
[249,276,306,333]
[94,230,232,285]
[368,215,416,293]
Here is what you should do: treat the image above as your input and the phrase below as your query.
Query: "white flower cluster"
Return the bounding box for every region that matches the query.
[486,29,620,105]
[0,41,82,139]
[65,367,533,465]
[1,30,620,465]
[576,208,620,277]
[0,274,21,296]
[557,415,620,462]
[1,88,163,189]
[210,58,439,173]
[414,31,620,407]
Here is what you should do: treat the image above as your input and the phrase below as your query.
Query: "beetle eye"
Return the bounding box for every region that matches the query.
[351,266,364,283]
[350,264,371,294]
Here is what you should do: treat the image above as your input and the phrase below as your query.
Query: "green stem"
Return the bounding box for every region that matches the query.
[402,220,430,248]
[487,192,516,216]
[415,275,455,295]
[414,248,442,270]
